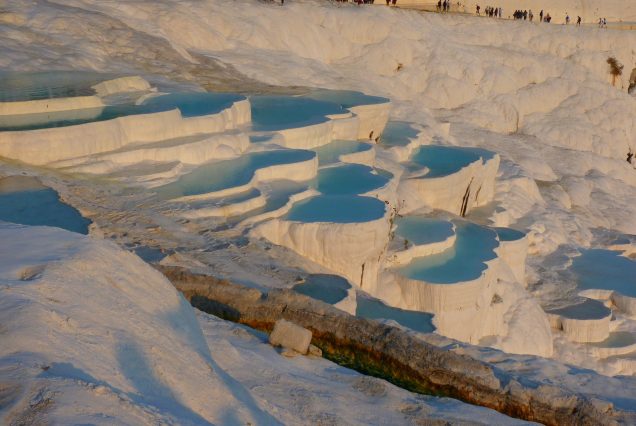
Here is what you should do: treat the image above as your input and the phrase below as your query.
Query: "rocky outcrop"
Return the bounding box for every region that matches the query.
[157,265,626,426]
[269,319,312,355]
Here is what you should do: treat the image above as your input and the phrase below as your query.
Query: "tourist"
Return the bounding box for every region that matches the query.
[539,9,543,22]
[529,9,533,21]
[437,0,441,12]
[577,16,581,26]
[476,4,480,15]
[566,14,570,25]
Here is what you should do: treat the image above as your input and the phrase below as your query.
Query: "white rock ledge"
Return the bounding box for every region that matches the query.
[399,153,500,216]
[0,98,251,165]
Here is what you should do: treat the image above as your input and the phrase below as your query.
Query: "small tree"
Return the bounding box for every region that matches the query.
[607,56,624,87]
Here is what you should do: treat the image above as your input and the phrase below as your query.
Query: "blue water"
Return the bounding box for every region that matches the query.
[380,121,420,147]
[572,249,636,298]
[399,222,499,284]
[395,217,455,245]
[286,195,386,223]
[315,164,390,195]
[0,70,115,102]
[0,179,90,234]
[312,140,373,165]
[495,227,525,242]
[227,180,310,225]
[356,296,435,333]
[546,298,612,320]
[156,149,315,199]
[250,96,344,131]
[292,272,435,333]
[305,89,389,108]
[407,145,495,177]
[1,91,246,131]
[141,92,245,118]
[588,332,636,348]
[249,134,275,144]
[293,274,351,305]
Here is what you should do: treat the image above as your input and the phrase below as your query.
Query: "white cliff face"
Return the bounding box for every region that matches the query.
[91,75,152,97]
[399,153,500,216]
[252,207,392,290]
[0,95,104,116]
[0,223,268,425]
[0,97,252,166]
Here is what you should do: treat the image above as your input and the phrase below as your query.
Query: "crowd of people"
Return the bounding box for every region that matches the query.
[435,0,452,12]
[476,6,502,17]
[476,6,604,26]
[364,0,612,26]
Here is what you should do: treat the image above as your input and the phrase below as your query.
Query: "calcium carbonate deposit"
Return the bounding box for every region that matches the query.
[1,0,636,423]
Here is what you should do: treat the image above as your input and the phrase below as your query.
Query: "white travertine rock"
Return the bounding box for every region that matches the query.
[53,133,250,174]
[612,293,636,316]
[178,192,267,219]
[349,102,391,140]
[496,235,529,285]
[0,98,251,165]
[92,76,152,97]
[330,114,360,141]
[339,146,376,167]
[269,319,312,355]
[398,154,500,215]
[386,232,457,268]
[252,211,391,291]
[277,120,335,149]
[172,154,318,202]
[547,299,612,343]
[548,314,611,343]
[0,95,104,116]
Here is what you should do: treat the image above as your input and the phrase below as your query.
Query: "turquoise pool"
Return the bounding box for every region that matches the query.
[380,121,420,147]
[293,274,351,305]
[286,195,386,223]
[572,249,636,298]
[312,140,373,165]
[395,216,455,246]
[407,145,495,177]
[156,149,315,199]
[250,96,344,131]
[292,273,435,334]
[495,227,526,242]
[399,222,499,284]
[356,296,435,333]
[546,298,612,320]
[315,164,390,195]
[305,89,389,108]
[588,332,636,348]
[0,70,116,102]
[0,176,90,234]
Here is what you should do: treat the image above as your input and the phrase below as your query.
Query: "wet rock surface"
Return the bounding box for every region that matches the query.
[158,265,629,426]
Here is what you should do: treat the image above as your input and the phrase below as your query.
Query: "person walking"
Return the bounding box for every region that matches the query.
[577,16,581,26]
[476,4,480,15]
[539,9,543,22]
[565,14,570,25]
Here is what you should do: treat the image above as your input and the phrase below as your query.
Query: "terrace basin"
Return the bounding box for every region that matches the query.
[156,149,316,201]
[0,176,90,234]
